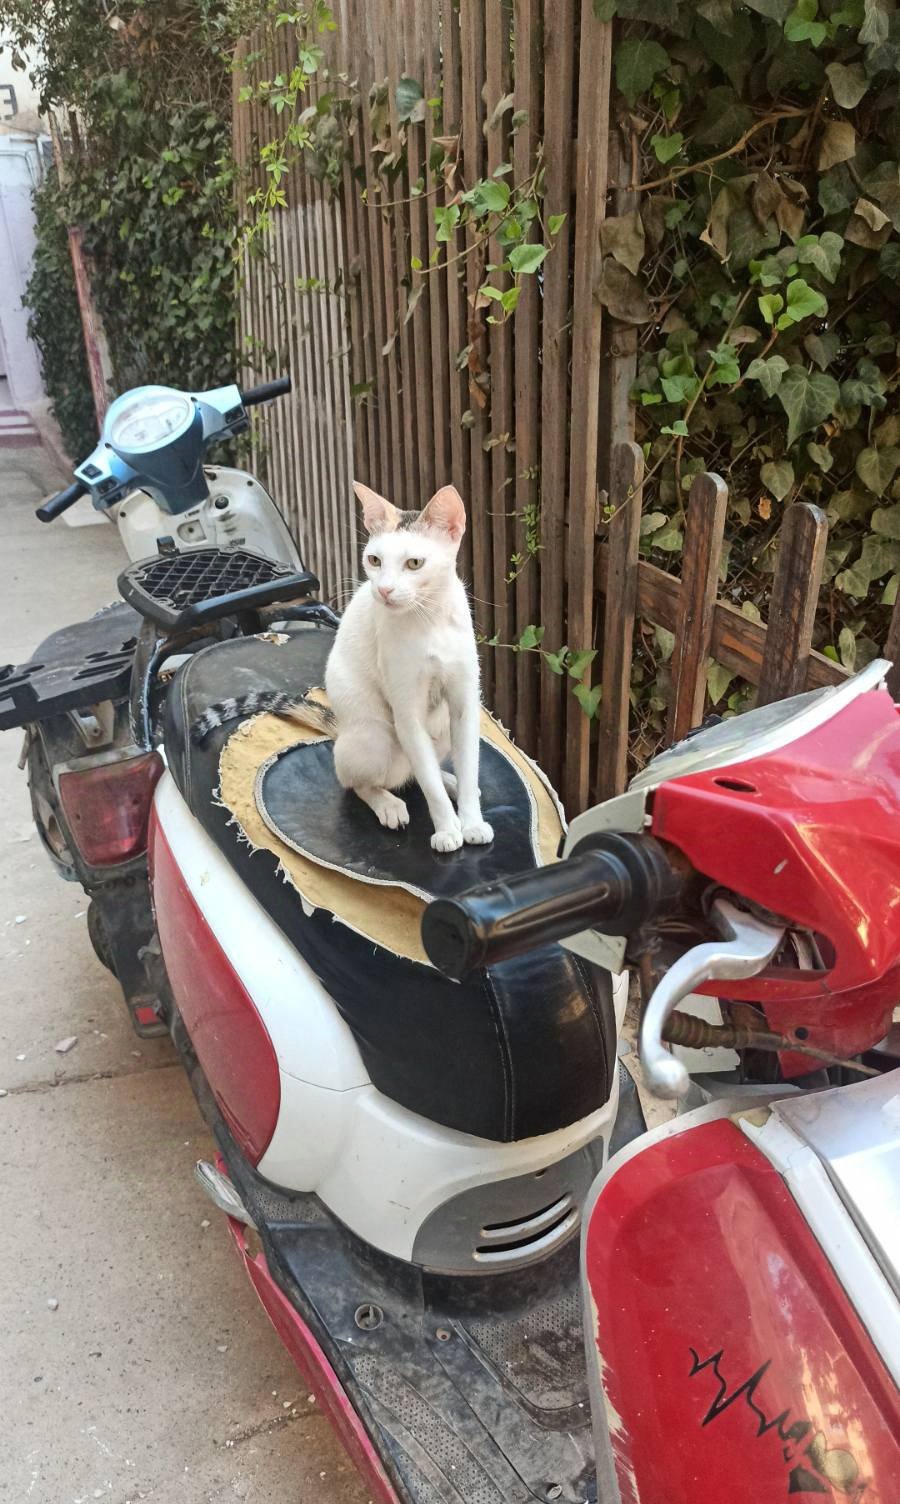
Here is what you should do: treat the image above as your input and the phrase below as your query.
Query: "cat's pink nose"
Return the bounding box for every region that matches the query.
[378,585,395,602]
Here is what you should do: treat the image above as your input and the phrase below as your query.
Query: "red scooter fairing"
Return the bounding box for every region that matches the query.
[649,686,900,1073]
[583,1114,900,1504]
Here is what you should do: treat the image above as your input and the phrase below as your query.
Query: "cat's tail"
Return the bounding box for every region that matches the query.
[189,689,335,746]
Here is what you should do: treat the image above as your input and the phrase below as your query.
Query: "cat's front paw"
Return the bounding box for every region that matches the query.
[431,826,463,853]
[462,819,494,845]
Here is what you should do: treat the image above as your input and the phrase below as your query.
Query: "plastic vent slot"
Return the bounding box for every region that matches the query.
[474,1194,577,1264]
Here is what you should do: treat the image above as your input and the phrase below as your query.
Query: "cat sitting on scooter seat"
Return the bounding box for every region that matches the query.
[324,482,493,854]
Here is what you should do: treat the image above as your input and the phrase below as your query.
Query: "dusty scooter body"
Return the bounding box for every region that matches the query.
[6,375,899,1502]
[423,661,900,1503]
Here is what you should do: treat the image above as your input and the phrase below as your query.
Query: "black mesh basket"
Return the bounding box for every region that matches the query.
[118,545,318,631]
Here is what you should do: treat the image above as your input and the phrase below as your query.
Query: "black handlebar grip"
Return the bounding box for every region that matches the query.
[36,479,89,523]
[421,832,684,980]
[421,852,630,981]
[240,375,292,408]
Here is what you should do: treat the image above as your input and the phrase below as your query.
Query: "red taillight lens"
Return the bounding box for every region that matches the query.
[58,752,163,867]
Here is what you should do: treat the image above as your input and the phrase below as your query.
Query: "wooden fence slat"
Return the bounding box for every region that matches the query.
[460,0,494,700]
[886,590,900,700]
[538,0,576,786]
[422,0,449,490]
[385,7,418,503]
[595,443,644,801]
[757,503,829,706]
[485,3,514,731]
[440,0,471,583]
[563,0,613,813]
[667,472,728,743]
[512,0,541,757]
[595,548,848,693]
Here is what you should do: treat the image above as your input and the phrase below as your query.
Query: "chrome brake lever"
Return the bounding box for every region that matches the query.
[638,898,785,1100]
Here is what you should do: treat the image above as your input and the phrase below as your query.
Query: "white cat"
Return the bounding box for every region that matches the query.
[324,481,494,853]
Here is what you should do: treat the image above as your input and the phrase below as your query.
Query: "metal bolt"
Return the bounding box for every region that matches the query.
[354,1303,383,1331]
[435,1327,452,1342]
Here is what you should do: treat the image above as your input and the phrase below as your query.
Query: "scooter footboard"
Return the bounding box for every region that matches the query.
[215,1123,601,1504]
[582,1107,900,1504]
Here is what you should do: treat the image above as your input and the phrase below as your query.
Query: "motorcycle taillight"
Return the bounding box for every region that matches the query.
[57,752,163,867]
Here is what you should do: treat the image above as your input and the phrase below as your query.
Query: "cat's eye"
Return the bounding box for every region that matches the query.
[405,557,424,571]
[366,554,381,568]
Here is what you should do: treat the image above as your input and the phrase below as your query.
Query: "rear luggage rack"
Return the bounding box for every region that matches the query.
[118,545,318,631]
[0,604,140,731]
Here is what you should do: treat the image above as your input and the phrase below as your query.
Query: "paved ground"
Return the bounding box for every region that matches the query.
[0,447,368,1504]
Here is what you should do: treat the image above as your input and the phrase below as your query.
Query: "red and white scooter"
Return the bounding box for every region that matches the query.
[8,375,899,1503]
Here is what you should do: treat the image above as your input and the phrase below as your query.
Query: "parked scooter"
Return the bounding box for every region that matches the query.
[5,374,898,1503]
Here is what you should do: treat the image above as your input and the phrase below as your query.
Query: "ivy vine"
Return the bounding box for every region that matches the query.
[594,0,900,764]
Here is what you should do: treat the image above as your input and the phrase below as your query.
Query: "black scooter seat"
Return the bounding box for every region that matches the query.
[164,625,615,1143]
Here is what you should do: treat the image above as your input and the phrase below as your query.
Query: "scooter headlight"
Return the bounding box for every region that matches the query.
[107,389,194,453]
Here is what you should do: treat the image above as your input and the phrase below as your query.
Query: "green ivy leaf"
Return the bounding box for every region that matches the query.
[567,649,598,679]
[776,368,840,445]
[464,178,510,215]
[882,574,899,607]
[640,511,668,536]
[837,626,857,671]
[548,213,567,236]
[825,61,869,108]
[746,354,789,396]
[784,0,827,44]
[807,442,833,472]
[856,446,900,495]
[795,231,843,283]
[395,76,424,122]
[508,242,549,274]
[543,647,569,675]
[614,38,670,107]
[758,292,784,325]
[661,420,689,437]
[652,521,685,549]
[592,0,618,17]
[573,682,603,719]
[654,625,676,662]
[761,459,795,499]
[651,131,684,163]
[518,623,545,650]
[871,503,900,539]
[776,277,828,329]
[803,330,840,370]
[706,660,735,706]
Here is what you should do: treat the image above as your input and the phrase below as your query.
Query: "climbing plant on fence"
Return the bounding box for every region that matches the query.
[596,0,900,753]
[1,0,240,452]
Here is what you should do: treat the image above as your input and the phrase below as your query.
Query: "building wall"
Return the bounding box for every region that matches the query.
[0,47,47,405]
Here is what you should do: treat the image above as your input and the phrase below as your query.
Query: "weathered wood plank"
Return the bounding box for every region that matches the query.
[460,0,494,700]
[485,1,514,731]
[538,0,576,784]
[422,0,449,490]
[757,502,829,706]
[512,0,541,756]
[596,443,644,801]
[595,551,848,692]
[667,472,728,742]
[563,0,613,814]
[439,0,471,581]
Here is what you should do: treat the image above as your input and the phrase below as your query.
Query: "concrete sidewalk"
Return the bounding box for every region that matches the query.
[0,448,367,1504]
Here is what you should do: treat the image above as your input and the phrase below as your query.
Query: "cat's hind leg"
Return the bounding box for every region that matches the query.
[333,724,411,829]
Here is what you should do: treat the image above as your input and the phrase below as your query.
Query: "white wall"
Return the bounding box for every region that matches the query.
[0,46,47,405]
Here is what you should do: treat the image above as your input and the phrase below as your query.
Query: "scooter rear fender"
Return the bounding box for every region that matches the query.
[582,1097,900,1504]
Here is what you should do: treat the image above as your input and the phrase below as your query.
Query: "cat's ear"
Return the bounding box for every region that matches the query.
[418,485,466,544]
[353,481,402,534]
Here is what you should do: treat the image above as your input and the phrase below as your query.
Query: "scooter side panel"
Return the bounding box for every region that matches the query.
[150,810,281,1162]
[583,1116,900,1504]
